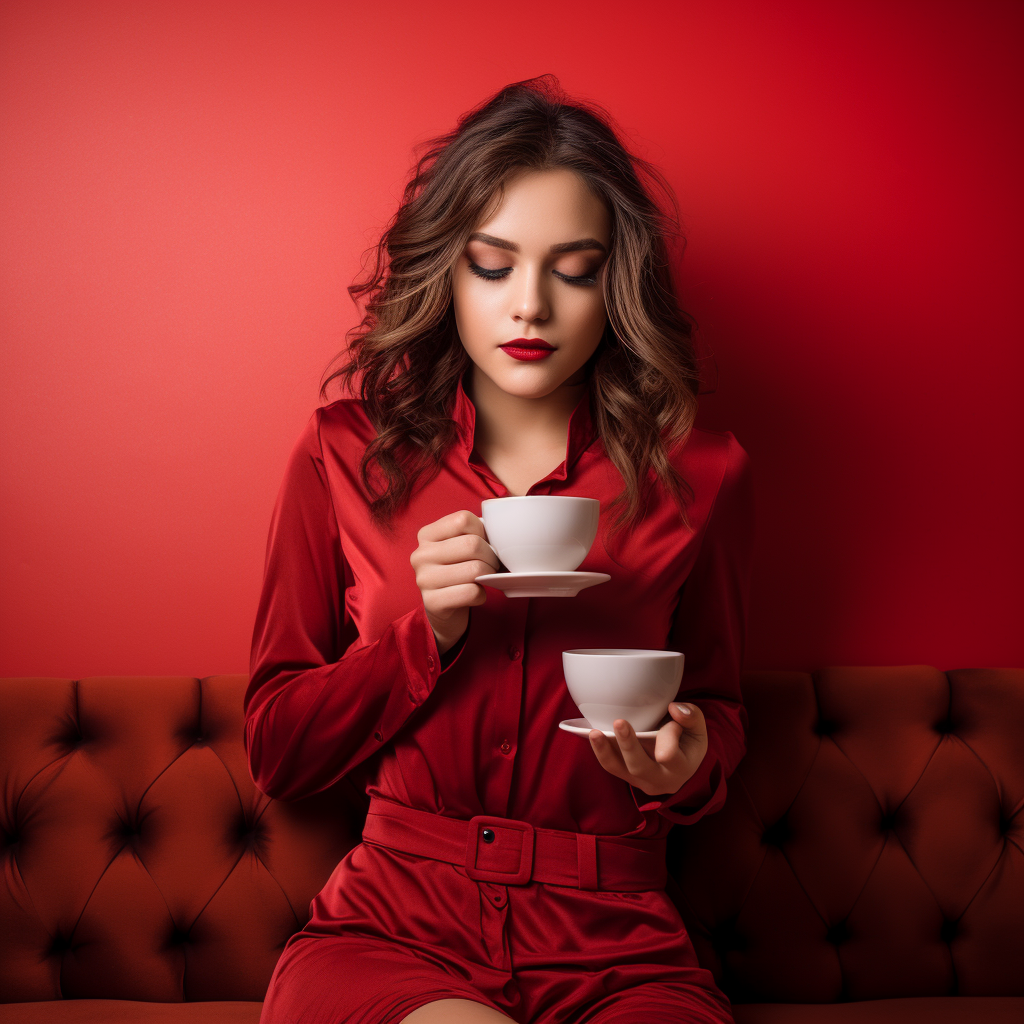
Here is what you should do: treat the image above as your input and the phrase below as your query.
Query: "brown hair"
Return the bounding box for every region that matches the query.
[320,74,703,541]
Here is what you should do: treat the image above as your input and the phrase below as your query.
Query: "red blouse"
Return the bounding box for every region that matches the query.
[245,374,754,842]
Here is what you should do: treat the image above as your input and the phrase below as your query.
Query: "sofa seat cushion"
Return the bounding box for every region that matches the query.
[0,1001,263,1023]
[732,996,1024,1023]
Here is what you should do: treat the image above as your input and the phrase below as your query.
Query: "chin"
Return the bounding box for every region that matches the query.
[489,368,564,397]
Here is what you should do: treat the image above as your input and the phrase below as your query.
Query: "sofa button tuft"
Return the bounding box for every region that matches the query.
[114,818,143,842]
[761,817,791,848]
[709,917,745,953]
[825,921,850,946]
[235,817,263,847]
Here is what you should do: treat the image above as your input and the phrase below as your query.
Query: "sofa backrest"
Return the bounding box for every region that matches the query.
[2,668,1021,1005]
[668,667,1024,1004]
[0,675,361,1002]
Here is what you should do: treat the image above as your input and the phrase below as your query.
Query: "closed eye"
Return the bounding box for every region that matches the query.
[467,260,597,287]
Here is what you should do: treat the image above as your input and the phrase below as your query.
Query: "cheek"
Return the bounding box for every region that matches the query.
[452,277,498,344]
[567,290,608,334]
[455,277,501,318]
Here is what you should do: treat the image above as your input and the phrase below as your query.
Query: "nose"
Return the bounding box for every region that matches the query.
[511,264,549,324]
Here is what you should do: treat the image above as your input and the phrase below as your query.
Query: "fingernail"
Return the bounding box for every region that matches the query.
[672,703,692,715]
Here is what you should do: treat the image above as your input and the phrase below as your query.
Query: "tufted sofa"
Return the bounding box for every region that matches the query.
[1,667,1021,1023]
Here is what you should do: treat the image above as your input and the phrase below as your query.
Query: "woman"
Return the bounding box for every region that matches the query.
[246,75,754,1024]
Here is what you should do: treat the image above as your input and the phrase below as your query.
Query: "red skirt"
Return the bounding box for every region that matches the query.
[261,799,734,1024]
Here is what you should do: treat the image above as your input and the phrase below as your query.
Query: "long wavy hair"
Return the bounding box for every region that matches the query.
[320,74,705,542]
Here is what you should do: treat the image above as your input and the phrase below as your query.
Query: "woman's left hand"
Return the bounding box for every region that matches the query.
[589,702,708,797]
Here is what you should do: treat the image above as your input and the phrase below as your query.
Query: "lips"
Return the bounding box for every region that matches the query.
[500,340,555,362]
[500,338,554,351]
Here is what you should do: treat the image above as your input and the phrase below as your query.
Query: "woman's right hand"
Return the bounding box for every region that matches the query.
[410,509,500,655]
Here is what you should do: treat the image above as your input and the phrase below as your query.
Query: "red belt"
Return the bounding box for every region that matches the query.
[361,795,668,892]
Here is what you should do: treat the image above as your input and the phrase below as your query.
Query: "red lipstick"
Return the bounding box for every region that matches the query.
[500,338,555,361]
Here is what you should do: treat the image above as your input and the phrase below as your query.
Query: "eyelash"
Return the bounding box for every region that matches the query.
[467,259,597,287]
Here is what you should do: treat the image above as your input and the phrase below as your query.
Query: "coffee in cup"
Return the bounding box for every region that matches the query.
[562,649,685,732]
[481,496,599,573]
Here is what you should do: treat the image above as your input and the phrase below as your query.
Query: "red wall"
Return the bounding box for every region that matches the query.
[1,0,1020,676]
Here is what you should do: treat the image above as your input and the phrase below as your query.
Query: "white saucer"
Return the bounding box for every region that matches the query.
[559,716,669,739]
[475,571,610,598]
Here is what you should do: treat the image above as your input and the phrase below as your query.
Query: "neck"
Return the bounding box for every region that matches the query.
[467,365,588,456]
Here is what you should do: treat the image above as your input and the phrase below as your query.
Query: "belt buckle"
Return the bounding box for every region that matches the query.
[465,815,535,885]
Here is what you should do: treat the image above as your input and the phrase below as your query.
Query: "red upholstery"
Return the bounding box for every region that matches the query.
[1,668,1021,1023]
[669,667,1024,1018]
[0,676,362,1017]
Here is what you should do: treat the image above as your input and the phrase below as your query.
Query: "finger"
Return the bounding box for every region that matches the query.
[589,730,629,780]
[670,701,707,741]
[430,533,501,572]
[654,717,686,765]
[611,719,654,779]
[417,509,486,544]
[418,556,500,590]
[667,703,709,769]
[427,581,488,612]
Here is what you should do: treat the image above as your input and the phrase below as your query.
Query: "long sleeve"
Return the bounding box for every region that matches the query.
[630,435,755,825]
[244,408,468,802]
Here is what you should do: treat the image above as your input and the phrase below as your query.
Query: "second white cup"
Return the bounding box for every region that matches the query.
[562,649,685,732]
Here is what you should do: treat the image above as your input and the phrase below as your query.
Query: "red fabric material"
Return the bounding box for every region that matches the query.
[3,996,1022,1024]
[1,670,1021,1021]
[0,1002,261,1022]
[245,373,755,834]
[732,997,1024,1024]
[243,375,754,1019]
[0,675,361,1005]
[262,840,734,1024]
[361,794,669,890]
[671,668,1024,1005]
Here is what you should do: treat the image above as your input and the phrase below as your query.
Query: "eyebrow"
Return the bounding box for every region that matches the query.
[467,232,607,255]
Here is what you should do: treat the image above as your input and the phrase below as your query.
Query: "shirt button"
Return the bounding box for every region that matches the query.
[374,730,383,742]
[500,740,511,754]
[427,655,435,670]
[508,645,521,661]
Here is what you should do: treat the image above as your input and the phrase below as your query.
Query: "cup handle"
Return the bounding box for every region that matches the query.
[483,540,505,574]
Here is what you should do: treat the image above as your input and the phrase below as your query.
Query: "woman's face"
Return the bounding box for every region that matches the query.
[452,167,612,399]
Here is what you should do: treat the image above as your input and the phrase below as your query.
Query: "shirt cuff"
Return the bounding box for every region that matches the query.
[439,615,470,672]
[394,603,444,706]
[396,602,470,705]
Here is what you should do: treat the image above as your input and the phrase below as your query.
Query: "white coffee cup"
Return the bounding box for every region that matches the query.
[481,496,599,573]
[562,649,685,732]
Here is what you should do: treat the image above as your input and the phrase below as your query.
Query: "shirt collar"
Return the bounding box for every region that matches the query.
[451,371,598,484]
